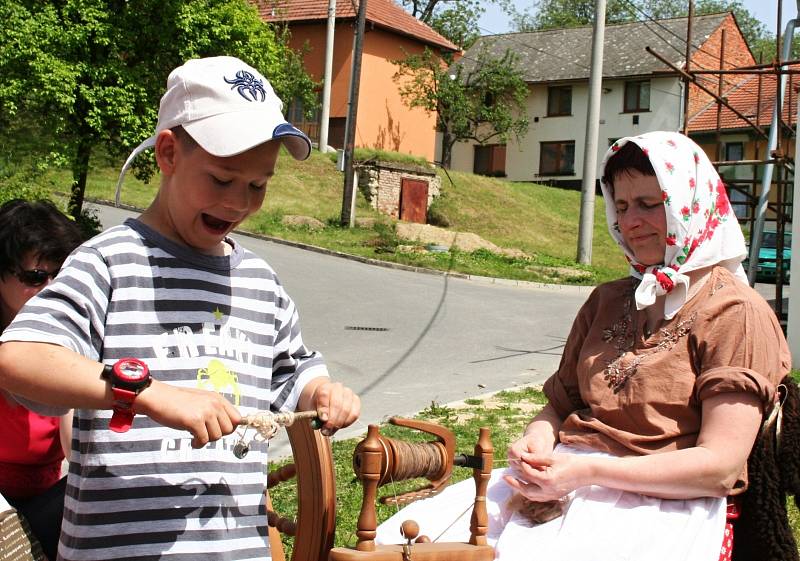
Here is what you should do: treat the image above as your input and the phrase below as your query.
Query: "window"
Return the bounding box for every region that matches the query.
[547,86,572,116]
[624,80,650,112]
[728,184,749,219]
[473,144,507,177]
[539,141,575,175]
[287,96,321,144]
[725,142,744,162]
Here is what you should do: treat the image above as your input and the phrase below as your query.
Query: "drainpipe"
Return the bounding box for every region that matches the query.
[747,6,798,284]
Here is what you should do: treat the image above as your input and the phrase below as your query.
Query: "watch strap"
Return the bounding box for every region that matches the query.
[109,386,137,433]
[109,407,136,433]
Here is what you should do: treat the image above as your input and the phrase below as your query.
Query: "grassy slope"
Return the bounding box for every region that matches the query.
[435,169,624,278]
[57,148,629,284]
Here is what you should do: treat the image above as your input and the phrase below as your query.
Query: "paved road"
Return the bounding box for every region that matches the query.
[89,204,591,440]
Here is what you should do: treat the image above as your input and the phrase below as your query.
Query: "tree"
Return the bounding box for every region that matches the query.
[393,46,529,168]
[0,0,316,220]
[399,0,486,48]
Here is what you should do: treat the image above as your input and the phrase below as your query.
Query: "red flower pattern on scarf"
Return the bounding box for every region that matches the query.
[655,270,674,291]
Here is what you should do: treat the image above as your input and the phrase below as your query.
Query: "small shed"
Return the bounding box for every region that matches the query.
[357,160,441,224]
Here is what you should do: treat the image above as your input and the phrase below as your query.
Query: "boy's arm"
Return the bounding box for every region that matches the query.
[297,377,360,436]
[0,341,241,448]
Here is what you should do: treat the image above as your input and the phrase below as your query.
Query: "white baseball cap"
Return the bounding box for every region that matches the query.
[115,56,312,205]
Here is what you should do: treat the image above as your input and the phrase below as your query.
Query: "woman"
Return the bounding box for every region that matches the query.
[376,132,789,560]
[0,199,85,560]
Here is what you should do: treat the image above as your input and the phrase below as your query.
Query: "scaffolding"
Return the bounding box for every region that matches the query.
[645,0,797,325]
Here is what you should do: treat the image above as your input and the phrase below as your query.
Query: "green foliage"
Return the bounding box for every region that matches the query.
[0,167,50,206]
[398,0,486,48]
[0,0,316,218]
[368,222,401,254]
[426,193,451,227]
[500,0,769,50]
[75,206,104,239]
[393,46,529,168]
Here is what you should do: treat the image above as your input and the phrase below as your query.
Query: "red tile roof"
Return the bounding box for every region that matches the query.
[253,0,458,51]
[688,65,799,133]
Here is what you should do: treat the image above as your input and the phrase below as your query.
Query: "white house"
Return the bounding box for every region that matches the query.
[441,12,756,187]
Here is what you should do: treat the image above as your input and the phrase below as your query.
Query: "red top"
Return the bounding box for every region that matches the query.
[0,395,64,499]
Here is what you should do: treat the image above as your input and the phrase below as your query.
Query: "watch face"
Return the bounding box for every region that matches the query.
[114,358,149,383]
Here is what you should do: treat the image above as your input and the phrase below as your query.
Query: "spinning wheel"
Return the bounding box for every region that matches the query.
[265,417,336,561]
[265,415,495,561]
[329,418,495,561]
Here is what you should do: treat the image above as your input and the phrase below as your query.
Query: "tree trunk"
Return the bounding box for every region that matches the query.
[440,131,454,169]
[68,139,92,221]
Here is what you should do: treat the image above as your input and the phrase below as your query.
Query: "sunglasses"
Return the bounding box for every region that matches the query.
[15,268,59,287]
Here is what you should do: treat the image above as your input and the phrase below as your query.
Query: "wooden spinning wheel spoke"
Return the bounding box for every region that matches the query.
[264,418,336,561]
[266,464,301,536]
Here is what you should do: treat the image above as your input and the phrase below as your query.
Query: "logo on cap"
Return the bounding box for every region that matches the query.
[224,70,266,102]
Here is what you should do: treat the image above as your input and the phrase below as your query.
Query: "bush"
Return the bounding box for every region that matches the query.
[369,222,399,253]
[0,166,50,205]
[75,206,104,238]
[426,196,450,228]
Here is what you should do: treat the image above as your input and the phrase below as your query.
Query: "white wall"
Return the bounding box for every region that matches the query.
[445,76,683,182]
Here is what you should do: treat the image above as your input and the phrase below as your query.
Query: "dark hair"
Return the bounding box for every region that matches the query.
[170,125,199,152]
[602,142,656,189]
[0,199,85,276]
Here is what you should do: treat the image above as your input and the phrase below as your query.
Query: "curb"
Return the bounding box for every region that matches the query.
[89,198,595,295]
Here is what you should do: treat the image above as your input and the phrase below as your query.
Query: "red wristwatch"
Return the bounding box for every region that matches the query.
[101,358,152,433]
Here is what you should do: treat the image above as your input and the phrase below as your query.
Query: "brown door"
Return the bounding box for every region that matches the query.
[400,178,428,223]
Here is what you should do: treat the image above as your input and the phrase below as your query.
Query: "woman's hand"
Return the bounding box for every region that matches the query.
[503,451,589,502]
[508,432,553,464]
[507,402,563,464]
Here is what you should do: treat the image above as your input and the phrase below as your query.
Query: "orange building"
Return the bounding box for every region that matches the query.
[256,0,458,162]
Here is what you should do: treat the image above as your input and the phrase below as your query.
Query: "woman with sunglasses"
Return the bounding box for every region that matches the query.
[0,198,84,560]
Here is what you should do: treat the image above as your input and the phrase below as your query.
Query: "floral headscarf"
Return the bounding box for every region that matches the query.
[599,131,748,319]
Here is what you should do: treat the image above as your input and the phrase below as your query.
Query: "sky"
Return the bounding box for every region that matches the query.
[476,1,798,36]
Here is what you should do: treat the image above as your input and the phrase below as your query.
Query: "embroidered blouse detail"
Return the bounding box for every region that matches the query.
[603,286,697,393]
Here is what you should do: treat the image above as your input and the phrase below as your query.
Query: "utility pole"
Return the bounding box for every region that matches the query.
[681,0,694,135]
[340,0,367,227]
[319,0,336,153]
[577,0,606,265]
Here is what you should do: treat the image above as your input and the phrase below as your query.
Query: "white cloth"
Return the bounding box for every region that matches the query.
[375,445,727,561]
[599,131,748,319]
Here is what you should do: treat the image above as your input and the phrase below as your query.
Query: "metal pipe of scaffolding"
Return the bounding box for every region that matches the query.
[747,4,798,284]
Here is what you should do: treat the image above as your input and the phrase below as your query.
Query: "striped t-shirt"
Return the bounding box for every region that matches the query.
[2,219,328,560]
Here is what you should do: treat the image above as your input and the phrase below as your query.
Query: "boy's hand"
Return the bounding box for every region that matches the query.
[135,379,242,448]
[303,379,360,437]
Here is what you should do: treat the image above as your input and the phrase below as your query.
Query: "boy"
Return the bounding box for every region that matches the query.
[0,56,360,560]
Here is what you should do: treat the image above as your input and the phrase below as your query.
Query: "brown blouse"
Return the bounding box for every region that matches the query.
[544,266,790,459]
